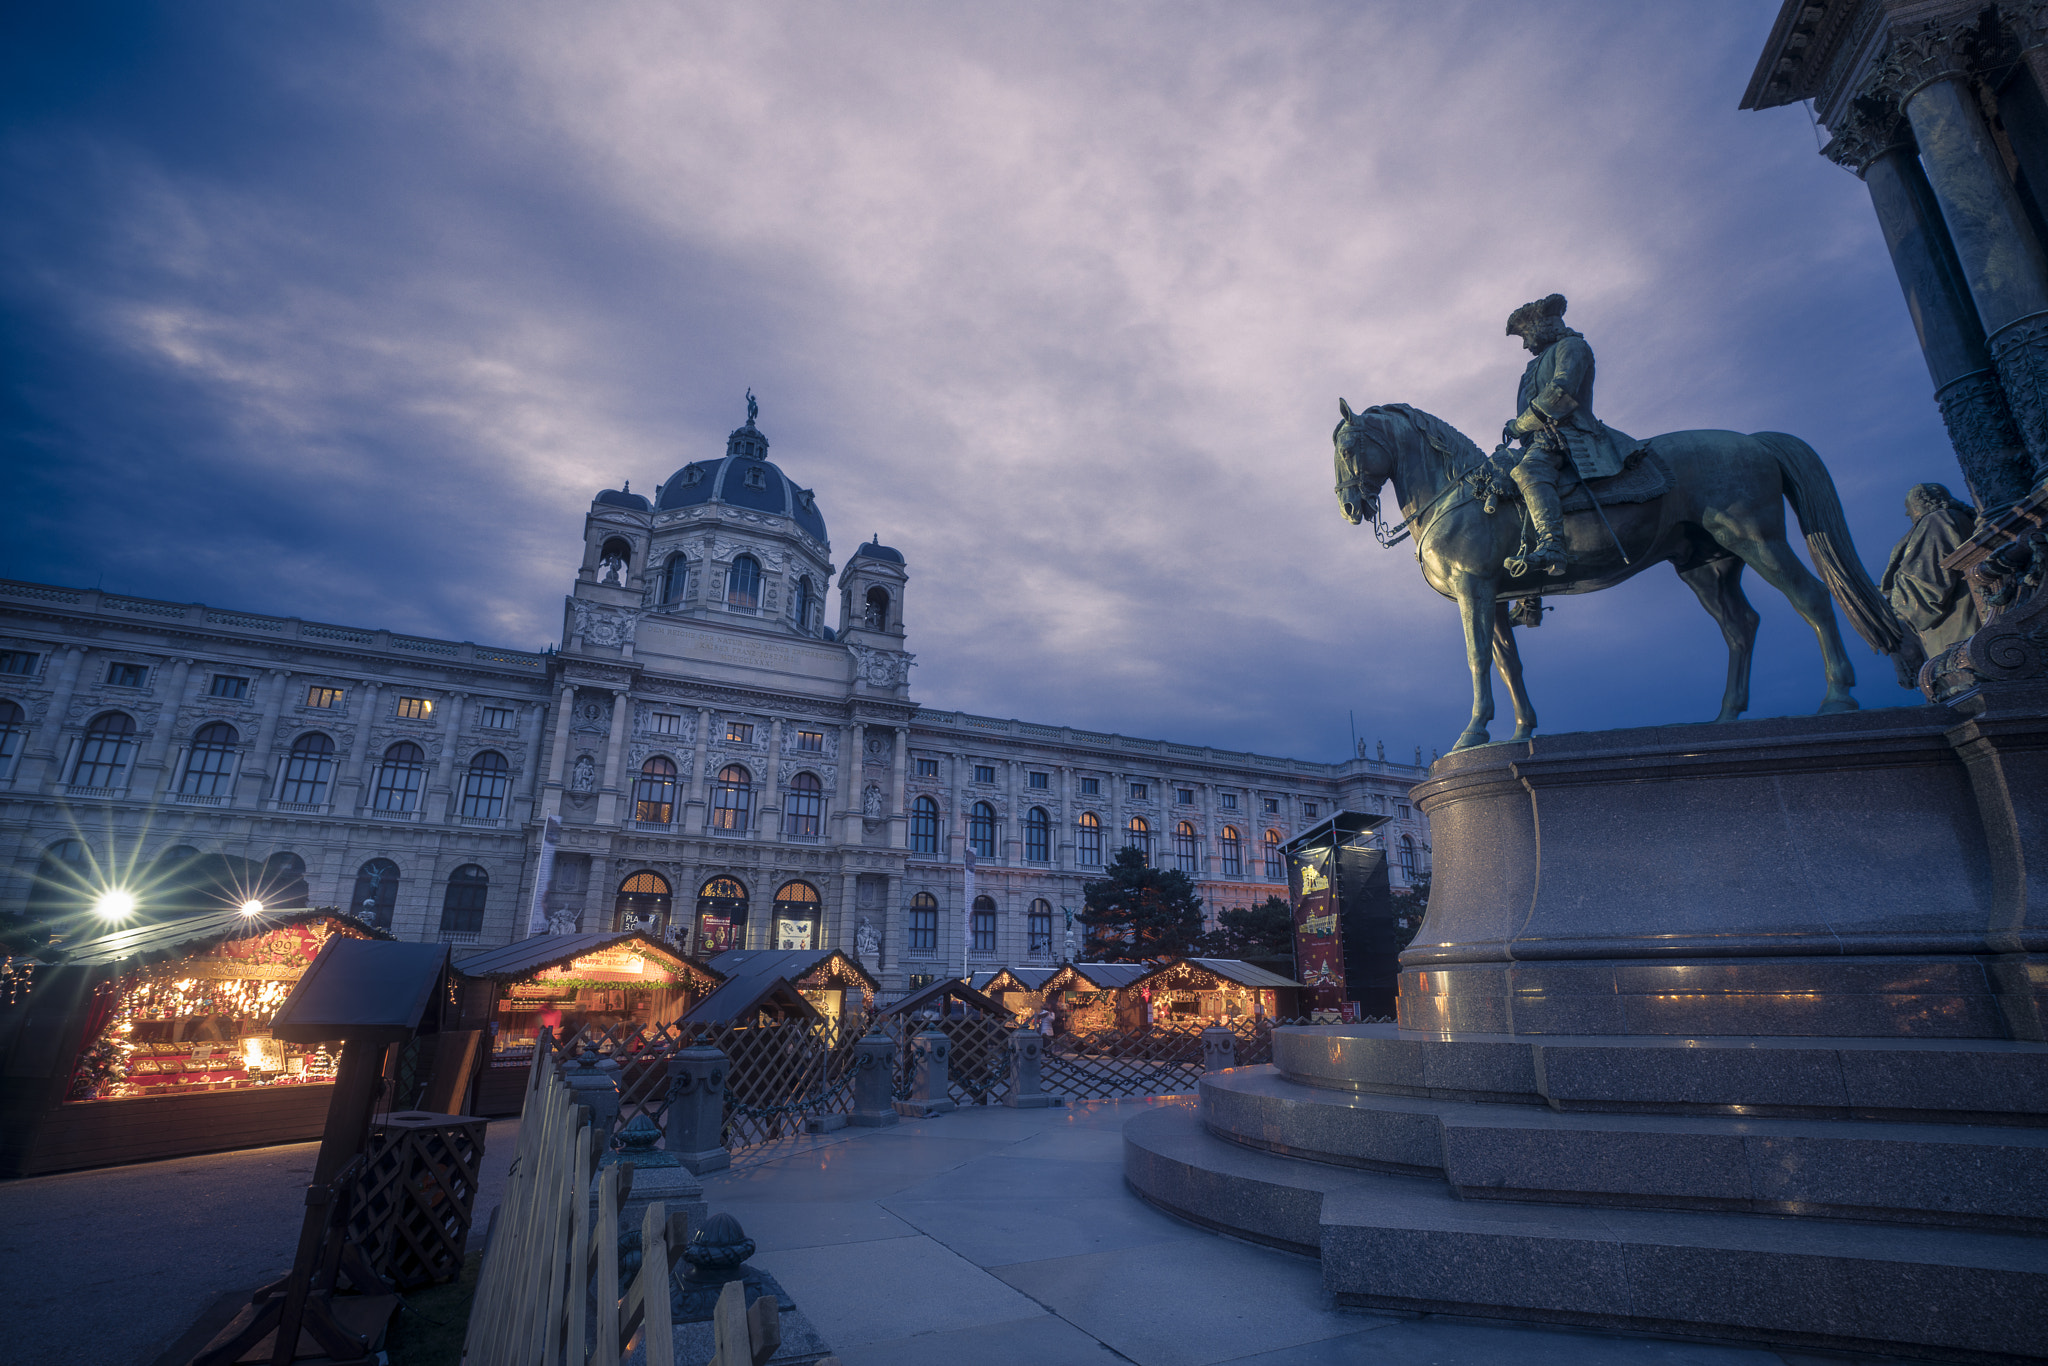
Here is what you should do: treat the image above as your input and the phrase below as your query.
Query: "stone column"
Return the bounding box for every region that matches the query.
[1108,770,1123,859]
[597,689,629,825]
[896,1026,956,1117]
[1058,765,1074,869]
[336,682,384,812]
[1201,1026,1237,1072]
[1882,27,2048,490]
[1003,1028,1051,1108]
[234,669,290,808]
[515,698,546,823]
[847,1033,899,1127]
[538,684,575,820]
[1004,758,1020,864]
[1828,98,2031,508]
[431,691,468,821]
[25,646,85,792]
[889,728,909,849]
[664,1045,732,1174]
[761,717,784,841]
[947,749,964,862]
[686,706,713,829]
[137,658,193,799]
[838,721,864,841]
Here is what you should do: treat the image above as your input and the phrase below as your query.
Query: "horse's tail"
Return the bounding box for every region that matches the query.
[1754,431,1905,657]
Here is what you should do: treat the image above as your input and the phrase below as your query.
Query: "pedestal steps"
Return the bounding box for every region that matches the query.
[1123,1104,2048,1362]
[1202,1066,2048,1233]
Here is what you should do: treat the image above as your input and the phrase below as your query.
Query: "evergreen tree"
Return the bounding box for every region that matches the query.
[1389,872,1430,953]
[1077,847,1204,961]
[1196,894,1295,959]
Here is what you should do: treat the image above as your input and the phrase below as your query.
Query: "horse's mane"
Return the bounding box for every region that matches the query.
[1369,403,1486,481]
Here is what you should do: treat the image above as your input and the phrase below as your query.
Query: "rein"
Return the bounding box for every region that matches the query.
[1343,413,1487,557]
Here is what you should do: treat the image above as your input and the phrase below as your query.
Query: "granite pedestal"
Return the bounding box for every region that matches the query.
[1125,706,2048,1361]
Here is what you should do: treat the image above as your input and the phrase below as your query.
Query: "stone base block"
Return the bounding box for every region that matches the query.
[802,1113,847,1133]
[1002,1091,1053,1108]
[671,1147,730,1175]
[846,1108,899,1128]
[894,1098,955,1117]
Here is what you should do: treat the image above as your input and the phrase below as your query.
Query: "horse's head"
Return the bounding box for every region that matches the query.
[1332,397,1388,525]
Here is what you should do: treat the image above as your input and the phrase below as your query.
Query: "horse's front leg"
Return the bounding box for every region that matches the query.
[1490,600,1538,742]
[1451,575,1497,750]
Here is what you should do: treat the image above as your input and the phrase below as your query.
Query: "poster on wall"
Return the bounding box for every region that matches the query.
[1291,853,1348,1015]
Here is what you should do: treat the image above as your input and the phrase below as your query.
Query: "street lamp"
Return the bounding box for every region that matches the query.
[93,889,137,922]
[239,899,265,917]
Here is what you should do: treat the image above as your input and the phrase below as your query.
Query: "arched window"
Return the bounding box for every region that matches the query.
[1025,807,1051,863]
[374,742,426,813]
[1125,816,1151,864]
[1028,899,1053,956]
[1263,829,1285,880]
[278,732,334,806]
[260,852,309,909]
[695,875,748,953]
[711,764,751,832]
[727,555,761,611]
[792,575,814,631]
[1077,811,1102,867]
[616,871,673,934]
[460,750,511,820]
[661,552,688,605]
[439,864,489,934]
[1220,826,1243,878]
[774,880,820,949]
[598,536,632,586]
[1174,821,1200,874]
[908,891,939,954]
[785,771,824,837]
[864,586,890,629]
[351,859,400,930]
[178,722,239,797]
[910,795,940,854]
[29,838,93,924]
[968,801,997,859]
[634,756,677,824]
[0,699,26,778]
[1400,834,1418,877]
[971,895,997,955]
[73,712,137,789]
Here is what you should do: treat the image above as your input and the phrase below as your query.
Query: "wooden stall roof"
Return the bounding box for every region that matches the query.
[1130,958,1302,992]
[680,972,824,1025]
[55,908,387,973]
[1044,962,1152,994]
[982,966,1059,994]
[707,948,878,995]
[271,939,453,1045]
[968,971,996,992]
[455,932,721,992]
[877,977,1006,1019]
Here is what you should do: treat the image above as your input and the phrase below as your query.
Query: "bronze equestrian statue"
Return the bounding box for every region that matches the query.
[1332,296,1920,752]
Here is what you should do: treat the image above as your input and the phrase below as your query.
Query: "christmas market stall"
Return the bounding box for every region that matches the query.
[706,947,878,1030]
[1127,957,1304,1025]
[979,966,1059,1025]
[0,909,387,1177]
[453,932,722,1117]
[1040,961,1150,1034]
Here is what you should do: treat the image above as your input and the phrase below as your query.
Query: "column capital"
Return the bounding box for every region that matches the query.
[1822,97,1912,179]
[2006,2,2048,53]
[1871,20,1983,107]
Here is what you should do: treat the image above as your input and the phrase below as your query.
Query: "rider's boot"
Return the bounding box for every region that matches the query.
[1509,457,1569,576]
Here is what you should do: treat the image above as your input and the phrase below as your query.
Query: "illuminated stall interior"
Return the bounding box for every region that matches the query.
[978,966,1059,1025]
[1041,961,1150,1033]
[455,932,722,1061]
[702,948,878,1028]
[1128,957,1303,1025]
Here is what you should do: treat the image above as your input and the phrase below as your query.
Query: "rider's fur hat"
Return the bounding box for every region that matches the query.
[1505,293,1568,337]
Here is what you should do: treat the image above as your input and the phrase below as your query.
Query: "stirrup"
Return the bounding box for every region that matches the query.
[1505,539,1566,578]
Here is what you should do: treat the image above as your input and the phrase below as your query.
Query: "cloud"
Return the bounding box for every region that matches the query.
[0,1,1948,760]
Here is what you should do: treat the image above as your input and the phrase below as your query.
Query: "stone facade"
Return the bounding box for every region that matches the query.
[0,415,1428,992]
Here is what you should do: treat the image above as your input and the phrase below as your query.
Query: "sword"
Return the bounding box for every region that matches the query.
[1543,418,1631,566]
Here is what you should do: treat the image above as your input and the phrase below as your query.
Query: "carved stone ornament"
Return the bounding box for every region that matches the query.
[571,695,612,733]
[1870,21,1979,106]
[2004,2,2048,53]
[1936,370,2032,509]
[571,753,597,791]
[573,602,638,649]
[848,644,914,688]
[862,783,884,816]
[1820,97,1911,177]
[1987,311,2048,476]
[855,915,882,959]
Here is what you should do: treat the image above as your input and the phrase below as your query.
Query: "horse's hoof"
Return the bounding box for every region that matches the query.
[1510,726,1535,742]
[1451,728,1490,751]
[1713,710,1743,723]
[1816,696,1860,715]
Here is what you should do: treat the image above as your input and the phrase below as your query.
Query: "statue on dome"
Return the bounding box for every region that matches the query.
[745,388,758,426]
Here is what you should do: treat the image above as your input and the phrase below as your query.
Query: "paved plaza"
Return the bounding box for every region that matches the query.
[0,1097,1935,1366]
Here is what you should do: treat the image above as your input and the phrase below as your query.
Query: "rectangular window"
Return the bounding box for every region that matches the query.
[1220,792,1238,810]
[395,696,434,720]
[1028,771,1048,789]
[972,909,997,954]
[1263,797,1280,814]
[1397,803,1411,820]
[1080,776,1099,795]
[974,764,996,784]
[479,705,516,730]
[916,757,940,777]
[210,674,249,700]
[726,721,754,744]
[796,729,824,752]
[0,651,40,676]
[907,973,936,990]
[651,712,682,735]
[909,906,938,954]
[105,662,147,689]
[1303,802,1319,819]
[306,686,344,709]
[1028,905,1053,956]
[1175,788,1194,805]
[1129,782,1147,800]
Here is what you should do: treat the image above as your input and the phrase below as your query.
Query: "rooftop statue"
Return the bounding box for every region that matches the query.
[1333,295,1922,751]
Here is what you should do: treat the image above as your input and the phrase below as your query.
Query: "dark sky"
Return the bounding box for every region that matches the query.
[1,2,1951,761]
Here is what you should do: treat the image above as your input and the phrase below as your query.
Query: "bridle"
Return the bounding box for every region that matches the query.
[1338,410,1480,556]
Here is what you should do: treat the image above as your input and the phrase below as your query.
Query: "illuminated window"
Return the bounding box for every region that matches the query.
[727,555,762,611]
[711,764,752,831]
[1025,807,1050,862]
[916,758,939,777]
[210,674,249,700]
[971,896,997,954]
[439,864,489,934]
[104,662,147,689]
[775,880,819,948]
[726,721,754,744]
[1220,827,1242,877]
[279,732,334,805]
[969,801,997,858]
[1174,821,1199,874]
[1263,797,1279,814]
[1129,782,1148,800]
[1077,811,1102,866]
[635,757,677,824]
[911,796,940,853]
[306,686,344,709]
[694,876,748,954]
[616,871,672,934]
[1028,899,1053,956]
[1263,829,1284,880]
[374,742,426,813]
[1126,816,1151,863]
[178,722,239,797]
[72,712,137,788]
[396,696,434,720]
[785,771,824,837]
[909,892,938,954]
[795,729,824,752]
[462,751,511,820]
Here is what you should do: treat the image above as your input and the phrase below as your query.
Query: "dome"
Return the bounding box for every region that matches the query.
[850,540,903,564]
[654,417,828,544]
[595,487,650,511]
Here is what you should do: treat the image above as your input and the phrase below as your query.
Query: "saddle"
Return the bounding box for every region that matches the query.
[1559,445,1673,512]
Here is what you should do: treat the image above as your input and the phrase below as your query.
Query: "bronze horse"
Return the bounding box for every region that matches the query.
[1331,401,1918,751]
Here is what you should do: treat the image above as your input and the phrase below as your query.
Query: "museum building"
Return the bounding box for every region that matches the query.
[0,410,1430,992]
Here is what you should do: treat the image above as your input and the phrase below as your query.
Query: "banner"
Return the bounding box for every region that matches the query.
[526,815,561,936]
[1291,852,1348,1013]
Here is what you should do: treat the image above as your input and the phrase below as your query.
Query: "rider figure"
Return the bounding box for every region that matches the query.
[1500,293,1638,576]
